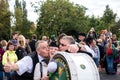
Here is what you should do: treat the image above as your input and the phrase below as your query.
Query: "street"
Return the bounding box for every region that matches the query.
[100,67,120,80]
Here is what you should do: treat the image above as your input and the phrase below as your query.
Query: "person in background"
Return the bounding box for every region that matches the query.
[2,42,18,80]
[29,34,37,52]
[105,38,115,74]
[77,33,86,43]
[112,34,118,47]
[1,40,8,51]
[111,34,119,74]
[25,36,32,54]
[96,39,105,71]
[42,35,48,42]
[10,31,18,50]
[87,27,97,40]
[104,29,112,38]
[0,43,5,80]
[49,35,57,47]
[92,40,100,67]
[15,35,28,60]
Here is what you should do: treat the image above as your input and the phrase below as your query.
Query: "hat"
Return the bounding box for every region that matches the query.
[50,35,55,40]
[49,41,57,47]
[11,39,18,46]
[78,33,86,37]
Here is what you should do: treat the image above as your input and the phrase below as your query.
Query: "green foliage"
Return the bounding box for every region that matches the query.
[111,20,120,38]
[36,0,87,38]
[0,0,11,40]
[87,5,117,34]
[101,5,116,30]
[14,2,23,32]
[0,0,119,40]
[14,0,34,38]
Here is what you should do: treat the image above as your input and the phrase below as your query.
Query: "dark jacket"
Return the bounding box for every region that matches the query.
[16,46,27,60]
[0,48,4,71]
[29,39,37,52]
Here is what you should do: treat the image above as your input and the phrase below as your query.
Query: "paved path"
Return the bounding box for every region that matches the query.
[100,67,120,80]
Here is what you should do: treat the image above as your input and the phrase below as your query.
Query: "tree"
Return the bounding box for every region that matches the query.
[14,0,23,32]
[14,0,32,37]
[101,5,117,30]
[111,19,120,38]
[21,0,32,36]
[0,0,11,40]
[36,0,87,38]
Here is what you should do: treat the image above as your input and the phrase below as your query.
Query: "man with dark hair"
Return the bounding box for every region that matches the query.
[29,34,37,52]
[77,33,86,43]
[10,31,18,46]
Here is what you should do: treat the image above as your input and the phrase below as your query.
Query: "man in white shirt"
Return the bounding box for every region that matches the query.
[4,40,49,80]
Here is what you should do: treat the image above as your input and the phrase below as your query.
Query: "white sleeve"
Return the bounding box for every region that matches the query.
[16,56,33,75]
[85,45,95,57]
[34,63,41,80]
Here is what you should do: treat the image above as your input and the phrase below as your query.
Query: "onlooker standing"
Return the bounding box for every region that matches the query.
[29,34,37,52]
[76,33,86,43]
[2,42,18,80]
[10,31,18,50]
[1,40,8,51]
[42,36,48,41]
[92,40,100,67]
[105,39,115,74]
[25,37,32,54]
[87,27,97,40]
[97,39,105,70]
[0,43,5,80]
[15,35,28,60]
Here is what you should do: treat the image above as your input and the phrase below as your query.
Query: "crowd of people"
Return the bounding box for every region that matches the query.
[0,27,120,80]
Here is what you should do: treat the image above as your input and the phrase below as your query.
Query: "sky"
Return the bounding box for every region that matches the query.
[9,0,120,23]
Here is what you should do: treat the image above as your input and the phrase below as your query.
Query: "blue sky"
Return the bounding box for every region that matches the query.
[9,0,120,23]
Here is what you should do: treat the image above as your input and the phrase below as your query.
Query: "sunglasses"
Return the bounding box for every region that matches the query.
[59,43,67,46]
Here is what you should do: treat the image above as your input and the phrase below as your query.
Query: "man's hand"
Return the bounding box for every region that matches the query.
[41,76,49,80]
[68,44,79,53]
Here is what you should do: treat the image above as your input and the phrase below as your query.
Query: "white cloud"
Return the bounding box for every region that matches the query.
[70,0,120,18]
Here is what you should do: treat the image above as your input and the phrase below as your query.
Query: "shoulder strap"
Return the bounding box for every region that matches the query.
[39,62,43,78]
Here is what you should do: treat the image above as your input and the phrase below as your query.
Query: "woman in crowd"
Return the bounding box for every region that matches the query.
[0,43,5,80]
[1,40,8,51]
[15,35,28,60]
[2,42,18,80]
[92,39,100,67]
[105,38,115,74]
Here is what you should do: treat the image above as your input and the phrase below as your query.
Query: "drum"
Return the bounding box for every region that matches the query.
[49,52,100,80]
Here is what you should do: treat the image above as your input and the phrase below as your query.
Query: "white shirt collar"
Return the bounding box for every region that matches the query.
[37,54,44,62]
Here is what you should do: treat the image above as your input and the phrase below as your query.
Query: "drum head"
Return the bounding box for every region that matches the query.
[49,52,100,80]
